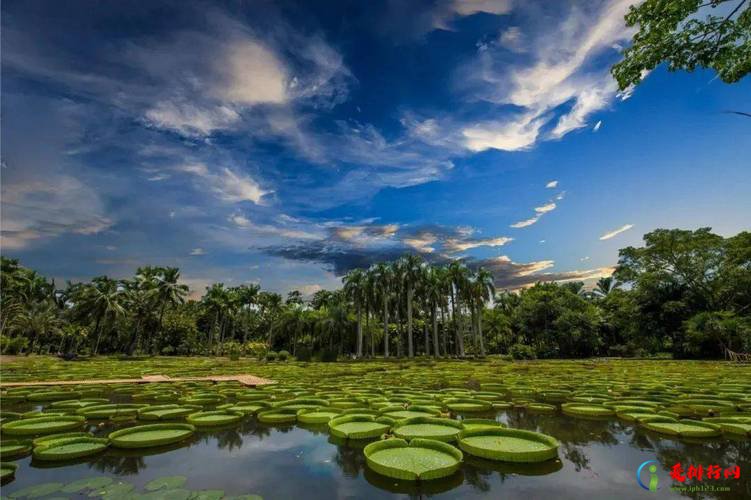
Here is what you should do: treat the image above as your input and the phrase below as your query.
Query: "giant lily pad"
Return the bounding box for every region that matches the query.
[460,419,506,432]
[187,410,243,427]
[109,423,195,448]
[33,436,109,461]
[77,404,145,419]
[458,427,559,462]
[1,415,86,436]
[1,462,18,482]
[297,407,343,424]
[392,417,464,442]
[257,407,298,424]
[0,440,32,459]
[138,405,200,421]
[364,438,463,481]
[561,403,615,418]
[704,416,751,437]
[329,415,392,439]
[444,398,492,413]
[641,417,722,438]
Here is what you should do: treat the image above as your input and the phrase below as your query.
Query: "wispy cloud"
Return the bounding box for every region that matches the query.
[178,163,271,205]
[457,0,634,152]
[545,180,558,188]
[190,247,207,256]
[510,196,562,228]
[593,120,602,132]
[599,223,634,240]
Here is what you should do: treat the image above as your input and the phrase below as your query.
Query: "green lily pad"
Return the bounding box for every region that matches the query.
[1,416,86,436]
[641,417,721,437]
[88,480,134,498]
[257,408,298,424]
[9,482,64,498]
[561,403,615,418]
[458,427,559,462]
[33,437,110,461]
[328,415,391,439]
[138,405,199,421]
[190,490,225,500]
[296,408,342,424]
[1,461,18,482]
[0,440,32,459]
[392,417,464,442]
[186,410,243,427]
[109,424,195,448]
[32,432,93,447]
[460,419,505,432]
[61,476,113,493]
[364,437,463,481]
[145,475,187,491]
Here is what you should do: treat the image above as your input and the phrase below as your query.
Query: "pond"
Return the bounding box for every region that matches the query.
[1,358,749,499]
[2,404,749,499]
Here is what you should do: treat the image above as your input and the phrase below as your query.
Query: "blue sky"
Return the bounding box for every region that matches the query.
[1,0,749,298]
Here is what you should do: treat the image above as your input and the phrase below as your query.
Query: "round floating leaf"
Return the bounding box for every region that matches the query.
[392,417,464,442]
[364,437,463,481]
[8,481,64,498]
[145,475,187,491]
[561,403,615,418]
[297,408,342,424]
[458,427,559,463]
[89,480,134,499]
[109,423,195,448]
[33,436,110,461]
[32,432,93,447]
[138,405,200,421]
[328,415,391,440]
[0,440,32,460]
[257,407,298,424]
[1,462,18,482]
[61,476,113,493]
[190,490,225,500]
[186,410,243,427]
[1,415,86,436]
[641,417,722,438]
[460,419,505,432]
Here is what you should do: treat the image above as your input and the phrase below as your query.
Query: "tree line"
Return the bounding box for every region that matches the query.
[1,228,749,360]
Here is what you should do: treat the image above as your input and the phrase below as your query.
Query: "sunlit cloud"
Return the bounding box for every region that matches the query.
[599,224,634,240]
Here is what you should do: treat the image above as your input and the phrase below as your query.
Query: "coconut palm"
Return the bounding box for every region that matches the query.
[343,268,366,358]
[594,276,620,298]
[72,277,126,355]
[371,262,393,357]
[152,267,188,348]
[400,254,424,358]
[12,300,64,354]
[447,261,469,356]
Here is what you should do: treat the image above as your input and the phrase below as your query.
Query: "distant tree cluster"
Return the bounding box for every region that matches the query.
[1,228,749,360]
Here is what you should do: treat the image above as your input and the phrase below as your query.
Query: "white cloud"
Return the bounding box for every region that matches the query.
[404,234,438,253]
[599,223,634,240]
[462,112,545,152]
[179,163,271,205]
[1,175,112,250]
[535,202,556,214]
[545,180,558,188]
[190,247,207,256]
[593,120,602,132]
[229,212,321,240]
[145,102,241,137]
[510,215,541,228]
[580,256,590,261]
[459,0,634,152]
[499,26,526,52]
[444,236,513,253]
[433,0,514,30]
[217,41,288,105]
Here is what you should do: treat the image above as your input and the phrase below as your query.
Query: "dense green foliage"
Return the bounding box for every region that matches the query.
[1,228,749,359]
[612,0,750,89]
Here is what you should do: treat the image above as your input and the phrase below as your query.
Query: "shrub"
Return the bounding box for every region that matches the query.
[317,348,338,362]
[295,346,312,361]
[242,341,267,358]
[509,343,536,360]
[265,350,278,361]
[277,350,290,361]
[226,341,241,360]
[1,335,28,355]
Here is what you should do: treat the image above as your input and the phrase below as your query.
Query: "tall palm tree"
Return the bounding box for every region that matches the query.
[13,300,64,354]
[400,254,424,358]
[372,263,393,357]
[447,261,468,356]
[594,276,620,298]
[343,268,366,358]
[73,277,126,355]
[468,268,495,357]
[424,265,443,357]
[152,267,188,349]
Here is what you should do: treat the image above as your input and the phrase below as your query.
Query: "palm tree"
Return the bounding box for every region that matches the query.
[468,268,495,357]
[72,277,126,355]
[152,267,188,350]
[13,300,64,354]
[372,263,393,357]
[400,254,423,358]
[203,283,229,352]
[594,276,620,298]
[424,265,444,357]
[343,268,366,358]
[447,261,468,356]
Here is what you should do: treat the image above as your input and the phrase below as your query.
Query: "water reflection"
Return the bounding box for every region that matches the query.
[3,404,749,499]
